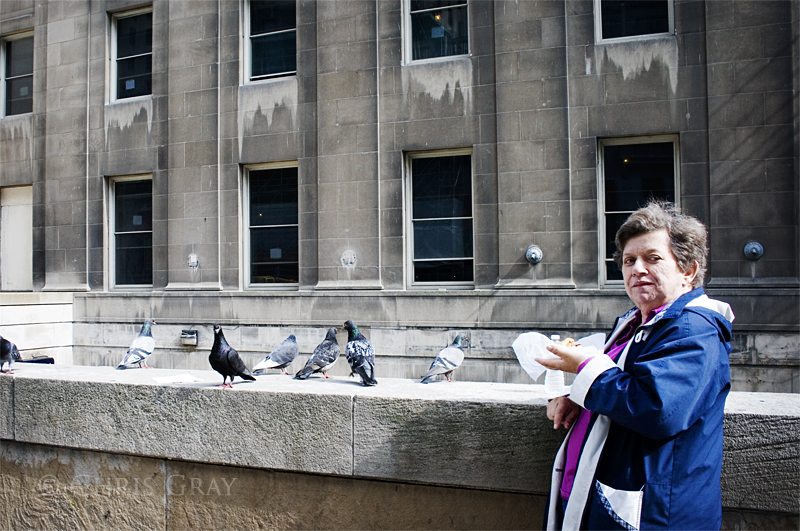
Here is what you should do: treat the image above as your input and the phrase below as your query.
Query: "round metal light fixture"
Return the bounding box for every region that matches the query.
[743,242,763,261]
[525,245,543,265]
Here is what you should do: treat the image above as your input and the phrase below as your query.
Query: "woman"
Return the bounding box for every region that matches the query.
[537,201,734,530]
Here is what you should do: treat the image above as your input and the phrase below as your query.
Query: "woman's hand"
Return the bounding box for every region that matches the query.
[535,343,594,374]
[547,396,581,430]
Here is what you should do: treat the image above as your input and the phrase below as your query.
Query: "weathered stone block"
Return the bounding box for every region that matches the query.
[13,368,354,476]
[353,391,560,493]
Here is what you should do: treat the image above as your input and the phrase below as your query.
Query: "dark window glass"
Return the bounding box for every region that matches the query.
[251,0,295,34]
[249,167,298,284]
[116,13,152,99]
[250,0,296,79]
[603,141,675,280]
[414,260,473,282]
[251,31,296,78]
[4,37,33,115]
[114,180,152,285]
[410,0,468,61]
[601,0,669,40]
[411,154,473,283]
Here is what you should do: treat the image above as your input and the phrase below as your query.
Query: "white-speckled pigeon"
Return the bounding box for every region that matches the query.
[0,336,21,374]
[294,327,340,380]
[343,320,377,386]
[209,324,256,388]
[253,334,299,375]
[117,319,156,369]
[421,333,467,383]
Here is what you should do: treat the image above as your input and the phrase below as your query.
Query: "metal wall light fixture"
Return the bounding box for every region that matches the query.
[743,242,764,260]
[525,245,543,265]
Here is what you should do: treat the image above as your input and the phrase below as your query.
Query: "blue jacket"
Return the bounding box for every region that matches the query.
[548,288,733,530]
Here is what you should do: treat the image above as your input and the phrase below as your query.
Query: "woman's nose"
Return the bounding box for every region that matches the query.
[630,257,647,274]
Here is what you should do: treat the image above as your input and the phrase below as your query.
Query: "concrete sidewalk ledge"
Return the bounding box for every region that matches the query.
[1,364,798,515]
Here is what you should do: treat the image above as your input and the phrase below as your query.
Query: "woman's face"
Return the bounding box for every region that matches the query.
[621,229,697,315]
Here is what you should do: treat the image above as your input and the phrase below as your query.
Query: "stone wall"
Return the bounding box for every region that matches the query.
[0,363,798,530]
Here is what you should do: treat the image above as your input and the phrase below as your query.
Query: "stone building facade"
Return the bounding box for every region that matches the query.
[0,0,797,390]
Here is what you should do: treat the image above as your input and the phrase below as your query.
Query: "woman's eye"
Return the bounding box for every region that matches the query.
[623,257,635,265]
[647,255,661,262]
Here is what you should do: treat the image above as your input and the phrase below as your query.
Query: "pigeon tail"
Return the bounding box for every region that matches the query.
[354,366,377,386]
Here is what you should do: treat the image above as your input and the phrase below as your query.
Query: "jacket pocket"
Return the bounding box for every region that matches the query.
[594,480,643,531]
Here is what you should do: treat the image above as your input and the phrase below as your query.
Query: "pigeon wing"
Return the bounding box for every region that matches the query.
[226,347,256,381]
[421,345,464,382]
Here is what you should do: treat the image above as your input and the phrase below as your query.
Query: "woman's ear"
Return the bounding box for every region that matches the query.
[683,260,699,287]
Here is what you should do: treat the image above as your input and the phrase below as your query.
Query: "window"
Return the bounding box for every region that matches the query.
[595,0,673,42]
[245,0,296,81]
[408,151,474,285]
[110,177,152,287]
[244,164,299,286]
[406,0,468,62]
[111,10,152,100]
[1,186,33,290]
[599,137,678,283]
[2,34,33,116]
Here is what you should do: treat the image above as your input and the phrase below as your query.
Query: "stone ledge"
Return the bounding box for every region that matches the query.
[1,364,798,514]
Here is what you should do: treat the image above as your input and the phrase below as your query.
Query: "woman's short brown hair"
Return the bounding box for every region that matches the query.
[613,201,708,288]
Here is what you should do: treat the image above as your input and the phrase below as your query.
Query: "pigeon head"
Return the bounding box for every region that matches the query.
[213,323,222,334]
[287,334,296,342]
[325,327,338,341]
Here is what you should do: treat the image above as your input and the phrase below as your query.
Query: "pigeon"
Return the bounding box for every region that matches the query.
[0,336,21,374]
[421,333,467,383]
[294,327,340,380]
[253,334,299,375]
[343,320,377,386]
[209,324,256,388]
[117,318,157,369]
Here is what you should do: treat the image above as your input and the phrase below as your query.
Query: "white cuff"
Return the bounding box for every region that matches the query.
[570,355,616,408]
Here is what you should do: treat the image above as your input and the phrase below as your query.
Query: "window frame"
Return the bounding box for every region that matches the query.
[594,0,674,44]
[597,135,680,287]
[109,7,153,103]
[1,32,34,118]
[242,161,300,290]
[403,0,470,65]
[405,148,475,290]
[108,174,154,290]
[242,0,297,84]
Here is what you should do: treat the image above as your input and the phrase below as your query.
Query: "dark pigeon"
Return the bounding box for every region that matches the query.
[421,333,466,383]
[294,327,340,380]
[0,336,21,374]
[343,320,377,386]
[253,334,299,375]
[209,324,256,388]
[117,318,156,369]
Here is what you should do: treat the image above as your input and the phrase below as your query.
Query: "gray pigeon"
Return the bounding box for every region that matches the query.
[343,320,377,386]
[294,327,340,380]
[421,333,466,383]
[117,319,156,369]
[253,334,299,375]
[209,324,256,388]
[0,336,21,374]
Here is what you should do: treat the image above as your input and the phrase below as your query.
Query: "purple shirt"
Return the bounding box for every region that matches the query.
[559,304,665,501]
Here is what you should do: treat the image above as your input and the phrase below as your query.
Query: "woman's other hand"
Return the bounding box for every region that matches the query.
[546,396,581,430]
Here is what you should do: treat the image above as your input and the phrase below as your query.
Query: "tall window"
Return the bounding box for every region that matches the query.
[595,0,672,42]
[112,10,152,100]
[600,137,678,283]
[408,151,474,285]
[246,0,296,81]
[110,178,152,287]
[2,34,33,116]
[406,0,468,62]
[1,186,33,291]
[245,164,299,286]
